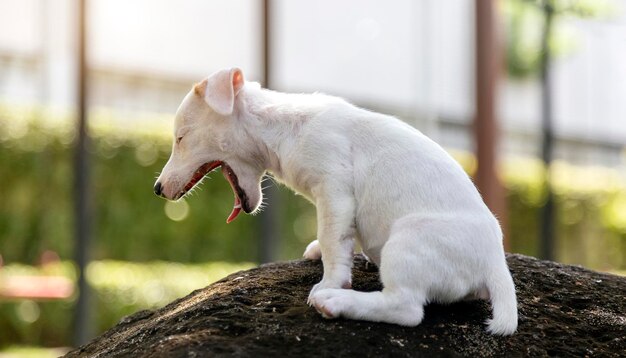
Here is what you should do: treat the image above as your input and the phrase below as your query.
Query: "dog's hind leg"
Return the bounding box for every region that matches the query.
[310,287,426,326]
[310,214,491,327]
[310,217,435,326]
[303,240,322,260]
[302,241,373,262]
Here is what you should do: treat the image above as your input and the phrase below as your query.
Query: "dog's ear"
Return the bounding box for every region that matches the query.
[198,68,244,116]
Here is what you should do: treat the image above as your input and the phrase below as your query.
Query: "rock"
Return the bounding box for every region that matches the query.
[65,254,625,357]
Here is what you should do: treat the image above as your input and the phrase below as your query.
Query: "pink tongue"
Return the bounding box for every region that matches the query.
[226,195,242,224]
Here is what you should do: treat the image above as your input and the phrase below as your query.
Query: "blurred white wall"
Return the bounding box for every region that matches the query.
[0,0,624,164]
[273,0,475,135]
[0,0,262,111]
[88,0,262,79]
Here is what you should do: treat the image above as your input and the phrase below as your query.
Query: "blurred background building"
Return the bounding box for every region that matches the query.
[2,0,625,163]
[0,0,625,354]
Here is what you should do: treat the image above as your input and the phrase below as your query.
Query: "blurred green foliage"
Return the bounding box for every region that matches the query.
[0,104,314,264]
[503,158,626,268]
[0,260,252,347]
[0,346,68,358]
[502,0,617,79]
[1,103,625,269]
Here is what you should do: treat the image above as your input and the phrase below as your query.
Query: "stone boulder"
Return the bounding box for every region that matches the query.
[65,254,625,357]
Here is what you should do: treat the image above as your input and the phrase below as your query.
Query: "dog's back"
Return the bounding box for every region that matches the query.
[288,93,518,335]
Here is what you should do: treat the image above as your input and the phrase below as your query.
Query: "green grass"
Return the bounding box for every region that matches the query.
[0,346,69,358]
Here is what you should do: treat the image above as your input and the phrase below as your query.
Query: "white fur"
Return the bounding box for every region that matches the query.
[155,68,518,335]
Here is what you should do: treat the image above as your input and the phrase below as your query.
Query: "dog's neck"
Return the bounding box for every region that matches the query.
[237,83,339,182]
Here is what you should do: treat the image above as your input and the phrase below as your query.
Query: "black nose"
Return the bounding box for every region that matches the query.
[154,182,163,196]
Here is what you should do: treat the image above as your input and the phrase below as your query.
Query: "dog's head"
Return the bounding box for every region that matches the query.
[154,68,264,223]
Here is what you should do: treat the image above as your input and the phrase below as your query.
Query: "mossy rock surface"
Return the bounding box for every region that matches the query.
[66,254,626,357]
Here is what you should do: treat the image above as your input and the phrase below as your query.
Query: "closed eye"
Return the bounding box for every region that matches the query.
[176,136,183,144]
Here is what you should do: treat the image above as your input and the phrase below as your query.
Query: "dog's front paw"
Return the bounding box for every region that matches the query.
[307,281,327,305]
[307,279,351,305]
[302,240,322,260]
[309,288,351,319]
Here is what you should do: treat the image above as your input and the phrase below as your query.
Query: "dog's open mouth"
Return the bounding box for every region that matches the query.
[178,161,250,223]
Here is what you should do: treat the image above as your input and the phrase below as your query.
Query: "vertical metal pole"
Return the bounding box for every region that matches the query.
[73,0,93,346]
[539,1,555,260]
[474,0,509,250]
[262,0,271,88]
[258,0,280,263]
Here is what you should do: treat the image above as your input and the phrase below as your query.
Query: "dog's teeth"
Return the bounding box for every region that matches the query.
[233,203,242,209]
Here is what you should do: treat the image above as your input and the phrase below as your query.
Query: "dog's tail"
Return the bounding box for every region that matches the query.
[485,262,518,335]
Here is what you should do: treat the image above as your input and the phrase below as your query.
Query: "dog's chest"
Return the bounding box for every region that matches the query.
[280,169,317,201]
[273,153,323,200]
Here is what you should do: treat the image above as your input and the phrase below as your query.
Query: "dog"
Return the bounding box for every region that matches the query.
[154,68,518,335]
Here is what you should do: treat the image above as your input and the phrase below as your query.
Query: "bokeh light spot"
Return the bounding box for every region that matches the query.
[16,300,40,323]
[164,199,190,221]
[135,142,158,166]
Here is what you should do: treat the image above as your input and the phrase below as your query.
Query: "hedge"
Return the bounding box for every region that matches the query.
[0,104,305,264]
[0,102,625,269]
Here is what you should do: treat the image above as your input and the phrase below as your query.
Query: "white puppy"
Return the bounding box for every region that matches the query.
[154,68,518,335]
